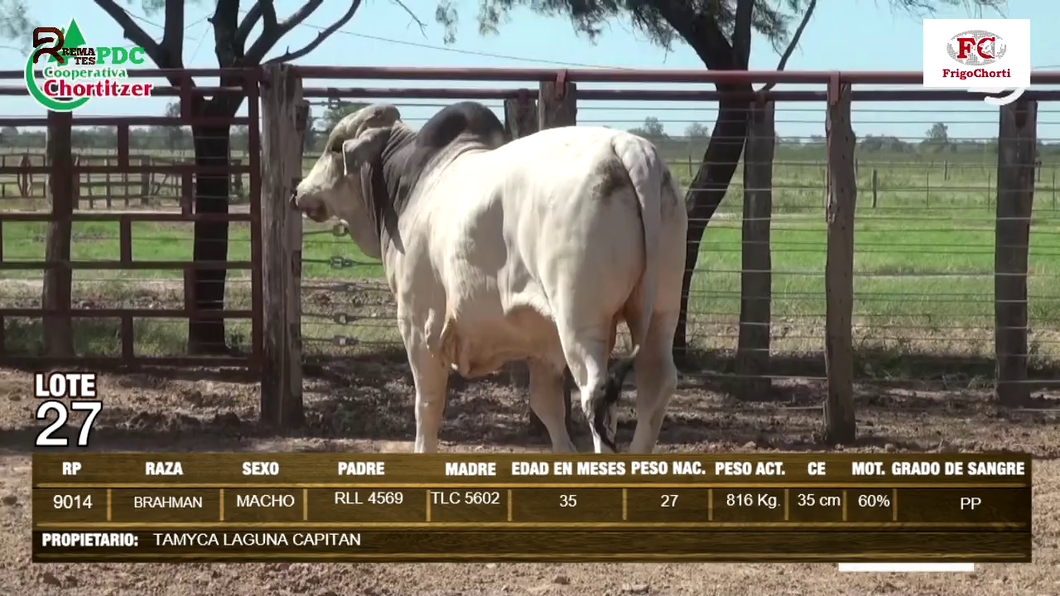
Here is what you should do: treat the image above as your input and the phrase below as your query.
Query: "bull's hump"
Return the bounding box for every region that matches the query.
[416,102,505,150]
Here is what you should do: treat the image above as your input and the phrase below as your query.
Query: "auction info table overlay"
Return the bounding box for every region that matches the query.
[32,453,1032,563]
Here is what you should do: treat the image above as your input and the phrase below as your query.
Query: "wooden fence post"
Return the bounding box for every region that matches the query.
[502,90,546,433]
[538,77,576,131]
[104,156,113,208]
[736,99,775,398]
[139,156,150,205]
[231,157,244,199]
[994,98,1037,407]
[871,168,878,208]
[504,91,538,140]
[43,110,74,358]
[823,82,857,444]
[500,91,537,391]
[260,63,308,429]
[85,157,94,209]
[71,155,81,208]
[530,77,577,438]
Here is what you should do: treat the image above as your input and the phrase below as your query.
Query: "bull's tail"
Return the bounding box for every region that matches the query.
[592,134,673,450]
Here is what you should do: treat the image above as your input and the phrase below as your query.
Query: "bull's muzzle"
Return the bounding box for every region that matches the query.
[290,191,328,222]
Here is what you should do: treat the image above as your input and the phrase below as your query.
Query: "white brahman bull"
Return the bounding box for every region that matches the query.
[292,102,687,454]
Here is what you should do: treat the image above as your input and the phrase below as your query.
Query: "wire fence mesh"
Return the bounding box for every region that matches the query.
[288,93,1059,400]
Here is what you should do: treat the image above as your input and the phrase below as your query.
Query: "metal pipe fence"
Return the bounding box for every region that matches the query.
[0,69,263,370]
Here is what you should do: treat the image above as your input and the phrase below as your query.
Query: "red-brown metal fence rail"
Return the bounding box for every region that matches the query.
[0,69,263,374]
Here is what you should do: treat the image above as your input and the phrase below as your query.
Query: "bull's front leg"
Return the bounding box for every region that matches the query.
[409,345,448,453]
[399,319,449,453]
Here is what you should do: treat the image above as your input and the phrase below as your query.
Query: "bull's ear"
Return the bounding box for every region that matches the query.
[341,127,391,177]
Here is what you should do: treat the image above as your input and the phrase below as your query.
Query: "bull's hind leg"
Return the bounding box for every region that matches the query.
[628,312,679,454]
[556,320,619,454]
[527,359,577,453]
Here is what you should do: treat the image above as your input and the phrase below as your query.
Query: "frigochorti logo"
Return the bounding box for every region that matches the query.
[939,28,1012,84]
[947,30,1007,66]
[26,19,155,112]
[923,19,1030,106]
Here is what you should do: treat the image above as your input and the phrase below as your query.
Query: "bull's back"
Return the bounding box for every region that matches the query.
[492,126,635,177]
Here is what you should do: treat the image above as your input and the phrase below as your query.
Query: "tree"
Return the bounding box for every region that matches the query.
[304,110,318,153]
[684,122,709,140]
[926,122,949,142]
[628,116,667,141]
[0,126,17,142]
[303,101,370,154]
[163,102,184,153]
[922,122,953,153]
[2,0,424,355]
[437,0,1005,355]
[319,101,370,134]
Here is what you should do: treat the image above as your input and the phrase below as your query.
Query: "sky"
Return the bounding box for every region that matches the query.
[1,0,1059,143]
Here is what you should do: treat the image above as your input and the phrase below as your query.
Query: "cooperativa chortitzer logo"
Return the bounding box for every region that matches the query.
[26,18,155,112]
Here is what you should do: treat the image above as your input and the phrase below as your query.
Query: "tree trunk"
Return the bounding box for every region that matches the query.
[187,116,233,355]
[673,90,753,357]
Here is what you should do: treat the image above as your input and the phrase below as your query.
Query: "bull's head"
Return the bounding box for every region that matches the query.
[292,104,403,258]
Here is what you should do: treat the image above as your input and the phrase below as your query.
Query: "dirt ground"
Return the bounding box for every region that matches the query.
[0,361,1057,596]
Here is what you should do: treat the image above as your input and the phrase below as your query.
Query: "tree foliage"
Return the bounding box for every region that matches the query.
[319,101,370,133]
[0,0,33,49]
[436,0,810,58]
[927,122,950,142]
[684,122,709,140]
[922,122,955,152]
[629,116,668,141]
[436,0,1004,56]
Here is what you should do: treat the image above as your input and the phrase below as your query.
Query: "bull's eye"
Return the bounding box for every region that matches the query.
[330,139,343,153]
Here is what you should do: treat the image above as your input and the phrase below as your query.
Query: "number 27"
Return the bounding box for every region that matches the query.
[36,400,103,447]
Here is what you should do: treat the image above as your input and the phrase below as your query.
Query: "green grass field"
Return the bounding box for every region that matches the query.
[2,147,1060,382]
